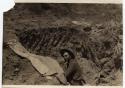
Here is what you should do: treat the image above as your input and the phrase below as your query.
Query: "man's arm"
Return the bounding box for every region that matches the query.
[65,60,77,79]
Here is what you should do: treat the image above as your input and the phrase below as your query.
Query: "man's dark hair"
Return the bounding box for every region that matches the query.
[60,49,75,59]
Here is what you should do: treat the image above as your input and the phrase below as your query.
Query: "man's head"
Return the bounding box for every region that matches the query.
[60,49,75,61]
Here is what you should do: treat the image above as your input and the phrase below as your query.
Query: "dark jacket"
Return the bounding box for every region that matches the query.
[65,59,86,85]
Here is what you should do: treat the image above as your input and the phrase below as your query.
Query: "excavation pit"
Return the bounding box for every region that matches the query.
[17,27,87,57]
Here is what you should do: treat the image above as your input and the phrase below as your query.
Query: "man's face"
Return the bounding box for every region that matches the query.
[63,52,70,60]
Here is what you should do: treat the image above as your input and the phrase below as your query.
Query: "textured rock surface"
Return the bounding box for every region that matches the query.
[3,3,122,85]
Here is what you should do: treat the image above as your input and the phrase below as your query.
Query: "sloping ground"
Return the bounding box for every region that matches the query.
[3,4,122,85]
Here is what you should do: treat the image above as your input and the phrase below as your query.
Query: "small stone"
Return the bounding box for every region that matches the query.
[14,68,20,72]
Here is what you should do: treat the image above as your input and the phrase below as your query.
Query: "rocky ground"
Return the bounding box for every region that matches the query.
[3,3,122,85]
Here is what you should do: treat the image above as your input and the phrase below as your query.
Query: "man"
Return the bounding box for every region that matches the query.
[60,49,86,85]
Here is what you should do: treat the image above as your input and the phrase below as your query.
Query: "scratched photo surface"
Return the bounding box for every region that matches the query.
[3,3,122,85]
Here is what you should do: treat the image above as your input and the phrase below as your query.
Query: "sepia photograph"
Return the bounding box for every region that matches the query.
[3,3,122,86]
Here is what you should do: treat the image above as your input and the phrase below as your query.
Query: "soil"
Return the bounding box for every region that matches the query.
[3,3,122,85]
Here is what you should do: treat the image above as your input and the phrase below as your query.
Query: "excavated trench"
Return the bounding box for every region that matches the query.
[17,27,89,58]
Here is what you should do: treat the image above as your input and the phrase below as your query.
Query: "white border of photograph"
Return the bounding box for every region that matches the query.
[14,0,122,4]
